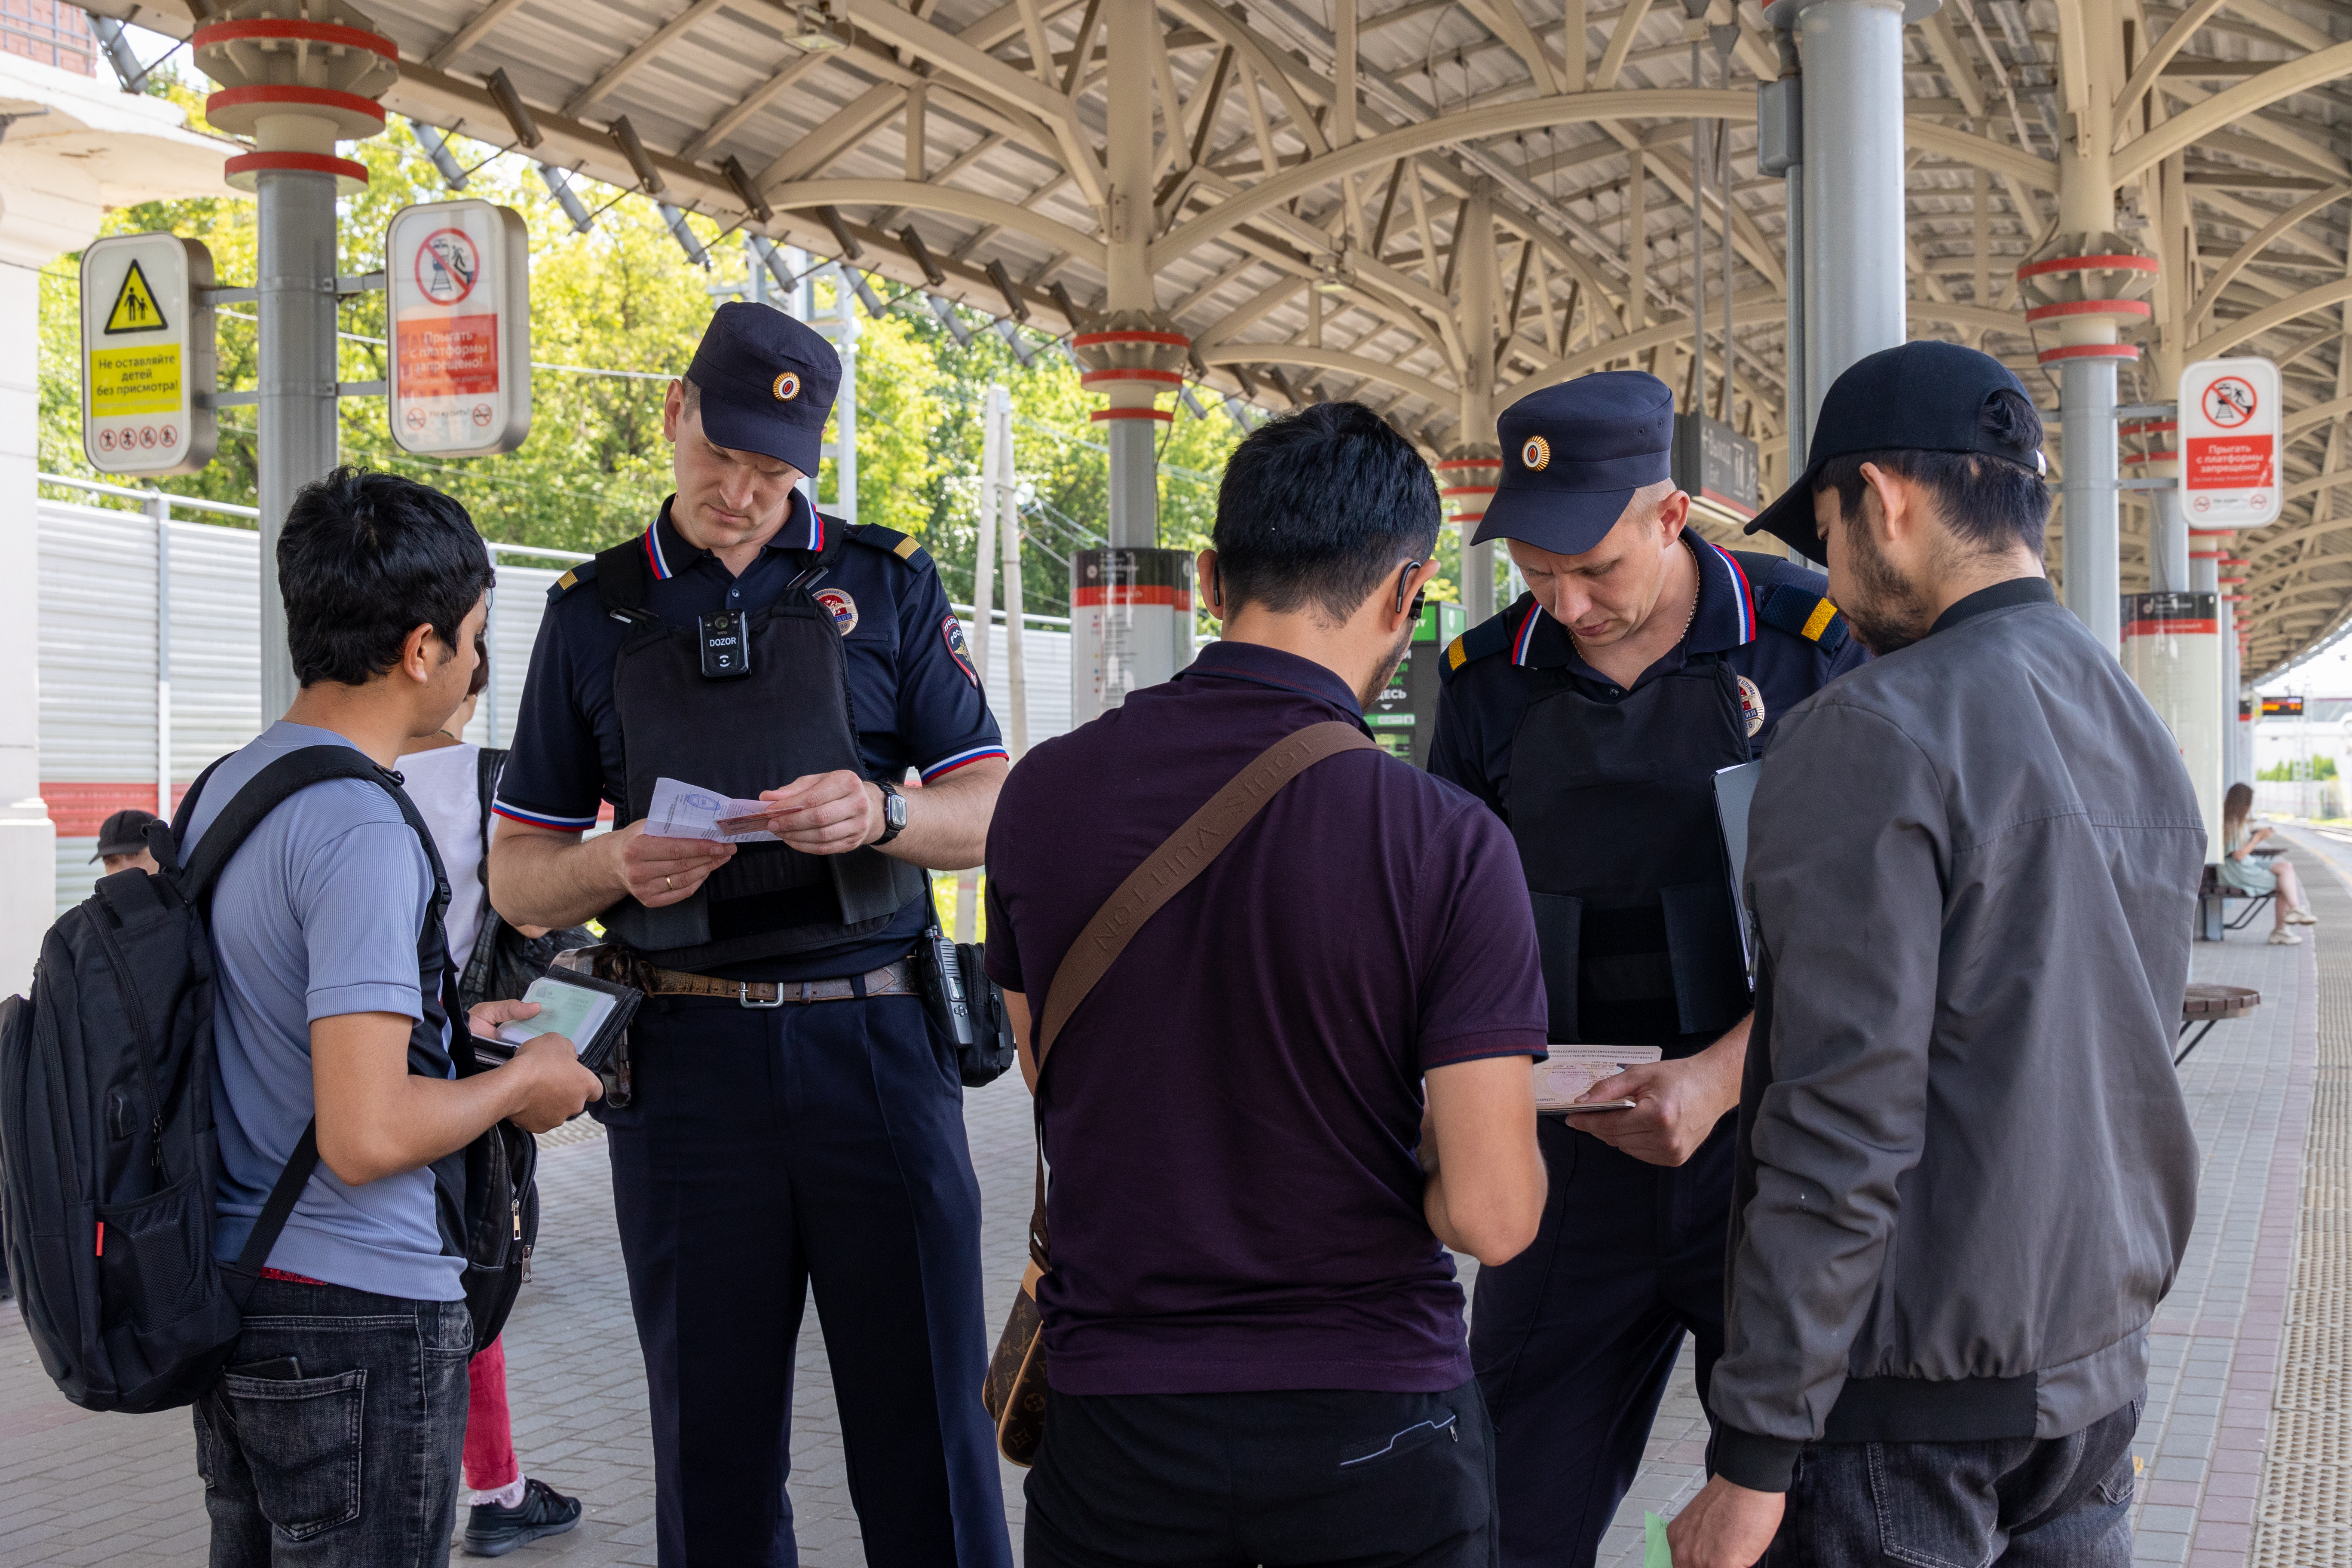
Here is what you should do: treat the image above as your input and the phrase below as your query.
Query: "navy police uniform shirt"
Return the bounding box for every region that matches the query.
[496,488,1006,980]
[1429,534,1868,817]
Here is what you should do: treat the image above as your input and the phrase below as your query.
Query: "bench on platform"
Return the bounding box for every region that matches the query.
[2179,983,2260,1066]
[2198,864,2275,940]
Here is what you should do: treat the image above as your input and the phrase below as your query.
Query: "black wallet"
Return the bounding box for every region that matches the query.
[469,969,643,1075]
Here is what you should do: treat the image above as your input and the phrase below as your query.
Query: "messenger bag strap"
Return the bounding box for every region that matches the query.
[1021,719,1378,1267]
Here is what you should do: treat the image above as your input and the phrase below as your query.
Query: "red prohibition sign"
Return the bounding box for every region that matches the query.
[413,227,481,306]
[2203,376,2258,428]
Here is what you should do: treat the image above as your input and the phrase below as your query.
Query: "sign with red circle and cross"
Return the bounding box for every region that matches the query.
[386,199,532,458]
[2178,357,2281,529]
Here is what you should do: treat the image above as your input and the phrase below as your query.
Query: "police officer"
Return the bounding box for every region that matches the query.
[1429,371,1866,1568]
[487,303,1013,1568]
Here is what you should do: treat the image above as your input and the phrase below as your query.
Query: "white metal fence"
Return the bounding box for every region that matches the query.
[37,476,1070,913]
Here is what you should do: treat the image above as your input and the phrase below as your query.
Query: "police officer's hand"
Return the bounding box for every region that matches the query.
[610,820,736,906]
[1574,1018,1749,1167]
[504,1031,603,1133]
[755,770,882,854]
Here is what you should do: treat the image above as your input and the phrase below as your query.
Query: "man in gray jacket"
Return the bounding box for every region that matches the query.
[1669,343,2202,1568]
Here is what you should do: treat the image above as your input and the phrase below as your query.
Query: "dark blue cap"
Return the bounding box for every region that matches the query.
[1474,371,1677,555]
[1744,340,2046,559]
[684,301,842,476]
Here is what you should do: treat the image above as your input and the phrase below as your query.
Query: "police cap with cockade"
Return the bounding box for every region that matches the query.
[683,300,842,478]
[1744,340,2047,560]
[1475,371,1677,557]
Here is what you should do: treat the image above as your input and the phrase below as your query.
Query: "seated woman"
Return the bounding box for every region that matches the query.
[2220,782,2317,945]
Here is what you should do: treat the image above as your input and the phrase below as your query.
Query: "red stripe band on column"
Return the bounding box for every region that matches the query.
[224,151,371,184]
[194,18,398,58]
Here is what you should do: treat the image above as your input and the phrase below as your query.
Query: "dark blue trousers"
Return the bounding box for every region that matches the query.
[596,989,1012,1568]
[1470,1117,1733,1568]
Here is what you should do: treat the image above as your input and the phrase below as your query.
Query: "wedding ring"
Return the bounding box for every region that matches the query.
[665,874,675,891]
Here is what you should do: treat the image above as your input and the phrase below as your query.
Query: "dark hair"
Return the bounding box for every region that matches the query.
[279,467,493,688]
[1211,401,1441,622]
[1813,388,2051,557]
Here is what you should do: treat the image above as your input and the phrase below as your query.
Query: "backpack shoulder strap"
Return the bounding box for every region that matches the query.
[221,1121,320,1308]
[178,747,402,904]
[476,747,508,866]
[1032,720,1378,1070]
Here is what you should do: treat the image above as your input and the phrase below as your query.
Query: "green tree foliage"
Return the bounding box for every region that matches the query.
[2259,754,2339,781]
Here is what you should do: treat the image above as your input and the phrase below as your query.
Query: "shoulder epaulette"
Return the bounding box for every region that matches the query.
[546,559,598,602]
[1438,602,1522,687]
[1758,579,1850,656]
[848,521,933,572]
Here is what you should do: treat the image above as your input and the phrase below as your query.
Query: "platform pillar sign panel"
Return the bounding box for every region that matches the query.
[80,234,217,476]
[2178,357,2282,528]
[386,199,531,456]
[1070,547,1196,721]
[2123,591,2224,860]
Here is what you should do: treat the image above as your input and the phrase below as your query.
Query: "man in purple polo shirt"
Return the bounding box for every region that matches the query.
[984,401,1550,1566]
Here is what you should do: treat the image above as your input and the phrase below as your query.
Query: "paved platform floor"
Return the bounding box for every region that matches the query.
[0,851,2334,1567]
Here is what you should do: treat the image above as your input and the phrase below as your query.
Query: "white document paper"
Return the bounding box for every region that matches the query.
[643,776,781,843]
[497,975,619,1057]
[1533,1046,1664,1110]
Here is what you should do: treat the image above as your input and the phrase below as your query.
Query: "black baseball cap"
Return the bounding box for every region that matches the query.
[92,808,162,861]
[683,301,842,476]
[1474,371,1677,556]
[1745,341,2048,559]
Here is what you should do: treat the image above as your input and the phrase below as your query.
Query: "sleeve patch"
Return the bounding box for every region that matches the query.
[942,614,980,687]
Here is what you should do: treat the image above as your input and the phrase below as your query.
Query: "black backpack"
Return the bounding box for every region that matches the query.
[0,745,536,1414]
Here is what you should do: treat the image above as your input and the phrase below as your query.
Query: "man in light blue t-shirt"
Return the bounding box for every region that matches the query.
[188,469,600,1568]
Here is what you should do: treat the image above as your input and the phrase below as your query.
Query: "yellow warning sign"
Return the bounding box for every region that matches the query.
[102,261,168,334]
[89,345,183,416]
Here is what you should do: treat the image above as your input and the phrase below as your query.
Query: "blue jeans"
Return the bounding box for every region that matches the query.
[193,1277,472,1568]
[1764,1398,2141,1567]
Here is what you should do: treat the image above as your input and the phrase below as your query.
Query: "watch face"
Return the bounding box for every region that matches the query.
[886,792,908,829]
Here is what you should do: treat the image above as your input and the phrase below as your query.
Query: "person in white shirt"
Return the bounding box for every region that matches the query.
[397,651,588,1559]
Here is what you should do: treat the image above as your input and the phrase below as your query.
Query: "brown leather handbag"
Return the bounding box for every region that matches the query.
[981,720,1379,1466]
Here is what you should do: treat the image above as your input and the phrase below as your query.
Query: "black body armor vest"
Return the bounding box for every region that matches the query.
[591,536,927,973]
[1507,652,1753,1055]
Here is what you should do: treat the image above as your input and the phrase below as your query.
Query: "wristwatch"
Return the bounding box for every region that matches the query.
[874,779,908,846]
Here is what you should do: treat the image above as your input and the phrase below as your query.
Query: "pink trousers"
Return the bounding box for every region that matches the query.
[464,1336,521,1492]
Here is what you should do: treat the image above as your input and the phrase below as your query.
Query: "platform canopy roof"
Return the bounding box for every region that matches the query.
[80,0,2352,677]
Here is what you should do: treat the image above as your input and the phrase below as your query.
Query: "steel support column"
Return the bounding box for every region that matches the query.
[2061,359,2121,649]
[196,0,395,716]
[1457,182,1499,625]
[1102,0,1160,550]
[1789,0,1910,430]
[256,168,340,720]
[2150,488,2191,591]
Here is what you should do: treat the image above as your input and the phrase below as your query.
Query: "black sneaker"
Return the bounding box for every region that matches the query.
[463,1477,582,1557]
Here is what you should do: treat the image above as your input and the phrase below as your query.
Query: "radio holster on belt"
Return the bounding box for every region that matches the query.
[981,720,1379,1466]
[918,925,1016,1087]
